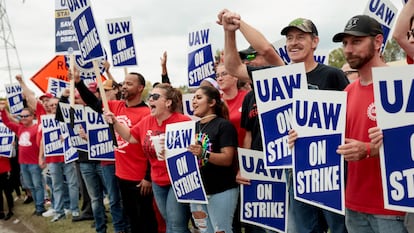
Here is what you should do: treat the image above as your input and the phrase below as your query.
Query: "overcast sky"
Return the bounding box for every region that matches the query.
[1,0,403,96]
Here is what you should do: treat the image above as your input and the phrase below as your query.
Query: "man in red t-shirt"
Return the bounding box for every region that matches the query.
[334,15,406,232]
[73,69,158,233]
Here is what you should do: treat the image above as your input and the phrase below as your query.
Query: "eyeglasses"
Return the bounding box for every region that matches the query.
[243,54,257,61]
[343,70,359,76]
[19,114,32,118]
[407,29,414,40]
[215,71,228,78]
[148,93,162,101]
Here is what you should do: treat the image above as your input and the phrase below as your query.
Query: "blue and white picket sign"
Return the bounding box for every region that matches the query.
[59,103,88,152]
[313,49,329,65]
[253,63,308,168]
[85,107,115,161]
[0,123,14,158]
[105,17,137,67]
[364,0,398,52]
[238,148,287,233]
[373,65,414,212]
[66,0,104,62]
[64,50,107,82]
[41,115,64,157]
[47,78,70,98]
[291,89,347,215]
[5,83,23,115]
[187,24,215,88]
[272,39,290,65]
[182,93,199,121]
[165,121,207,204]
[60,122,78,163]
[55,0,79,54]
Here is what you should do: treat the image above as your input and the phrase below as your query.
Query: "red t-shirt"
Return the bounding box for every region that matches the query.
[109,100,150,181]
[224,90,247,147]
[1,110,39,165]
[345,81,404,216]
[131,112,191,186]
[0,157,11,174]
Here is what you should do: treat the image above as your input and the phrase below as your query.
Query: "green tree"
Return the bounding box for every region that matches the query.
[382,38,406,63]
[328,47,345,69]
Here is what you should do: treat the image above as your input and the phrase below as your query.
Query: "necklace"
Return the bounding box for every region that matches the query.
[199,114,217,123]
[197,114,217,135]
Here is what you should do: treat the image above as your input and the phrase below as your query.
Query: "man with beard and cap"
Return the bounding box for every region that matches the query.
[333,15,407,233]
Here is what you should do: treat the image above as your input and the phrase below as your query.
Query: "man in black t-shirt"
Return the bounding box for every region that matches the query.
[218,9,349,233]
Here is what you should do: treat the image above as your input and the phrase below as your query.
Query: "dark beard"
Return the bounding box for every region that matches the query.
[346,40,375,69]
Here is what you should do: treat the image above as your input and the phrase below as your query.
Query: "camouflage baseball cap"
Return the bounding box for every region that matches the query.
[281,18,318,36]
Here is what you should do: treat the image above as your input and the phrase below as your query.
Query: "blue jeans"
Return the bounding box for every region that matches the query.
[79,163,106,233]
[152,182,191,233]
[20,164,45,213]
[49,162,79,214]
[190,187,239,233]
[101,164,127,232]
[346,208,407,233]
[287,169,346,233]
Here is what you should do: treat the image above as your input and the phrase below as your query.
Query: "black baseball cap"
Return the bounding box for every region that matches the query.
[332,15,383,42]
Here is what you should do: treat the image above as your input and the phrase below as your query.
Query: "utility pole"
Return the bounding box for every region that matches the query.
[0,0,23,87]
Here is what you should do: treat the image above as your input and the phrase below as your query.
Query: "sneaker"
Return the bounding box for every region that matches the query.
[0,212,5,219]
[51,213,65,222]
[64,209,71,216]
[4,212,13,221]
[72,211,80,217]
[33,209,46,216]
[23,196,33,204]
[42,208,55,217]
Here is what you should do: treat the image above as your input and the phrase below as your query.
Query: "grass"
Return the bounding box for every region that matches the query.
[11,196,115,233]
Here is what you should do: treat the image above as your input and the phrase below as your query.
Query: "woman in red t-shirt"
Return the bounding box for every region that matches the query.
[106,84,192,233]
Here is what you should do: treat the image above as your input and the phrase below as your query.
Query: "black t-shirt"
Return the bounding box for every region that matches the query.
[196,117,238,194]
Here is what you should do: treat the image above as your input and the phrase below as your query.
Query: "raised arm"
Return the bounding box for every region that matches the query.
[15,75,37,110]
[393,0,414,58]
[217,10,249,81]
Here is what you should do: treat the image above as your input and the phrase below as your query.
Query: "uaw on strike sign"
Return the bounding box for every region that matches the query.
[292,89,347,215]
[253,63,308,168]
[373,65,414,212]
[238,148,287,233]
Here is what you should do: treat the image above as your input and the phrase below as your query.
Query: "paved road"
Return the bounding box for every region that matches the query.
[0,217,36,233]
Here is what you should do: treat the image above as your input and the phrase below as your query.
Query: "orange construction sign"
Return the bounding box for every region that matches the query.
[30,55,68,93]
[30,55,107,93]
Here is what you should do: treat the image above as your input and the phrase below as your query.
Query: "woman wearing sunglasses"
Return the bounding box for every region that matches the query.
[187,85,239,233]
[105,83,192,233]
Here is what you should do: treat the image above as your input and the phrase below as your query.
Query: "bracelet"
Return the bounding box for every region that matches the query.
[365,143,371,158]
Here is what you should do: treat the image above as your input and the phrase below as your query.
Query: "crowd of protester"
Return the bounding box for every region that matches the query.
[1,4,414,233]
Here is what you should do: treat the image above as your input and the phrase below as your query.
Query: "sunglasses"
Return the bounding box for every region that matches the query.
[215,71,228,78]
[243,53,257,61]
[19,114,32,119]
[407,29,414,40]
[343,70,358,76]
[148,93,162,101]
